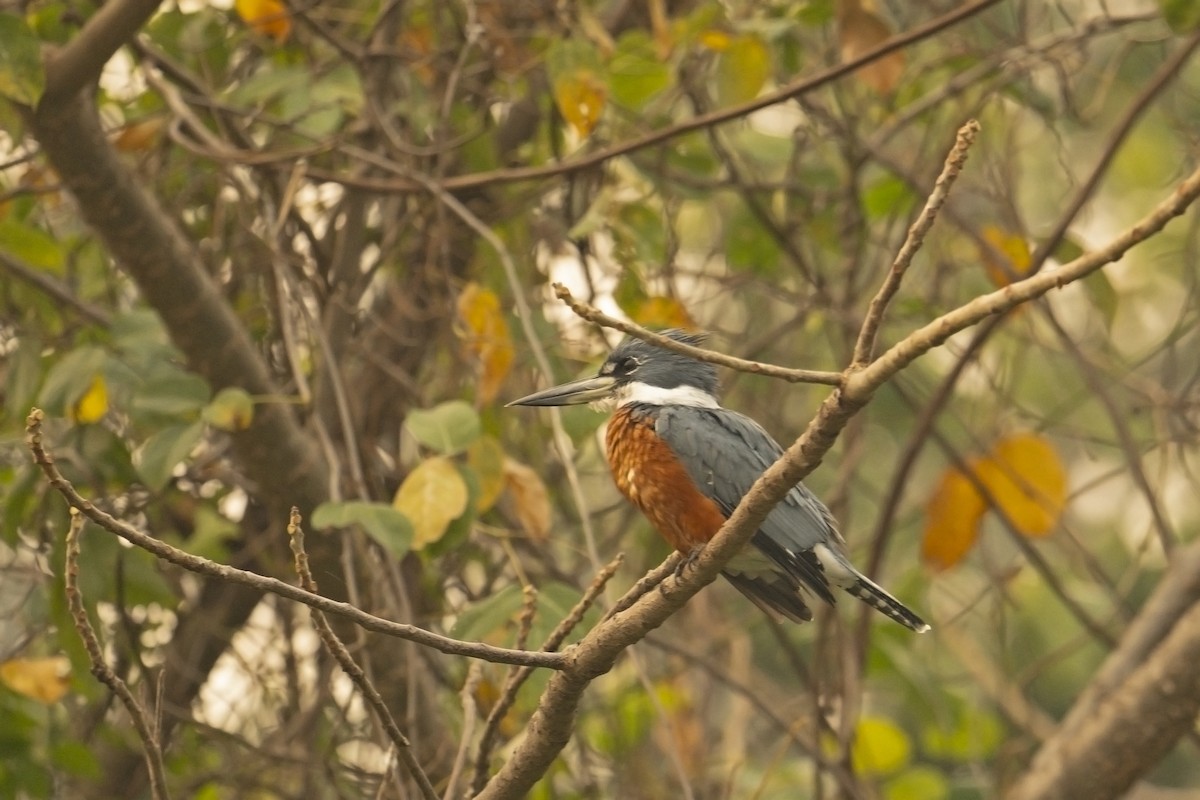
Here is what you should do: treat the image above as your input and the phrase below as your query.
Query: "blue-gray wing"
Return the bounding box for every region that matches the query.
[653,405,838,606]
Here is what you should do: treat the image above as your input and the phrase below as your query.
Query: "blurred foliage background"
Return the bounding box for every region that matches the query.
[1,0,1199,797]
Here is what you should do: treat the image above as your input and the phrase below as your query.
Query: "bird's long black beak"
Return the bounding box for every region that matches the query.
[506,375,617,407]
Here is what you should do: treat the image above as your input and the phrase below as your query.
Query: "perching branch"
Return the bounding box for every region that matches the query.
[26,410,567,672]
[550,285,843,386]
[477,141,1200,800]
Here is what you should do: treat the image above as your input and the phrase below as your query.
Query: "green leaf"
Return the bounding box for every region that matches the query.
[133,421,204,490]
[37,346,107,415]
[0,14,44,104]
[1160,0,1200,31]
[4,334,43,420]
[0,221,64,272]
[449,584,523,641]
[724,201,781,276]
[186,506,238,562]
[921,704,1003,761]
[714,35,770,106]
[202,387,254,431]
[404,400,481,455]
[131,373,212,420]
[1082,270,1118,330]
[608,31,672,110]
[50,740,102,780]
[863,174,918,220]
[311,500,413,558]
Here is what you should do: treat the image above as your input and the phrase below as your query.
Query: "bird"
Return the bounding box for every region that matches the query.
[508,329,929,632]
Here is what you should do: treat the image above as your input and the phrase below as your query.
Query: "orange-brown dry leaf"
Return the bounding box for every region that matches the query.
[978,433,1066,538]
[838,2,905,95]
[502,457,552,541]
[234,0,291,42]
[632,296,696,330]
[553,70,608,138]
[981,225,1033,287]
[0,657,71,704]
[922,462,987,570]
[113,117,165,152]
[456,283,515,404]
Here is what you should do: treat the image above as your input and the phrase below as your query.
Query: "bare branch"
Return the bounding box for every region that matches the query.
[287,509,439,800]
[298,0,1006,194]
[551,284,843,386]
[852,119,980,366]
[26,410,568,671]
[40,0,162,106]
[65,510,170,800]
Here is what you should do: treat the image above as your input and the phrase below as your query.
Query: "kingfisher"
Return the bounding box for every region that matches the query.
[508,329,929,632]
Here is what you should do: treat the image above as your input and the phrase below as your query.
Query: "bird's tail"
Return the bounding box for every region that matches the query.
[845,573,930,633]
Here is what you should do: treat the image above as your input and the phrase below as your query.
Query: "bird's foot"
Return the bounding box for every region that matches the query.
[659,546,706,598]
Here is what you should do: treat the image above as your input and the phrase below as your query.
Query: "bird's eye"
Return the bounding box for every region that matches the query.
[620,356,640,373]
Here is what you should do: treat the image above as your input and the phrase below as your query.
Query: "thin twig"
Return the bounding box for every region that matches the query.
[65,509,171,800]
[444,662,483,800]
[26,410,567,671]
[551,285,843,386]
[287,509,439,800]
[602,553,681,622]
[852,119,980,366]
[470,555,624,795]
[297,0,1006,195]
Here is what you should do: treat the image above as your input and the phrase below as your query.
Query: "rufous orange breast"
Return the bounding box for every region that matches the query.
[605,406,728,553]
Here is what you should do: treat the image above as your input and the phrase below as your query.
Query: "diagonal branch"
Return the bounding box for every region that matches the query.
[40,0,162,106]
[476,152,1200,800]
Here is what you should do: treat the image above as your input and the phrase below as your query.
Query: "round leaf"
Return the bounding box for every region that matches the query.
[851,715,912,777]
[978,433,1066,538]
[393,456,469,549]
[133,421,204,490]
[404,400,481,455]
[203,387,255,431]
[311,501,413,558]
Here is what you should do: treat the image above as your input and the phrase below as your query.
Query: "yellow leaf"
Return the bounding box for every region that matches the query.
[234,0,291,42]
[714,35,770,106]
[922,462,987,571]
[851,715,912,776]
[631,296,696,330]
[838,5,905,95]
[0,657,71,704]
[977,433,1066,538]
[698,29,732,52]
[393,456,469,550]
[456,284,515,405]
[204,387,255,432]
[553,70,608,138]
[467,436,507,514]
[72,374,108,424]
[980,225,1033,287]
[502,457,552,541]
